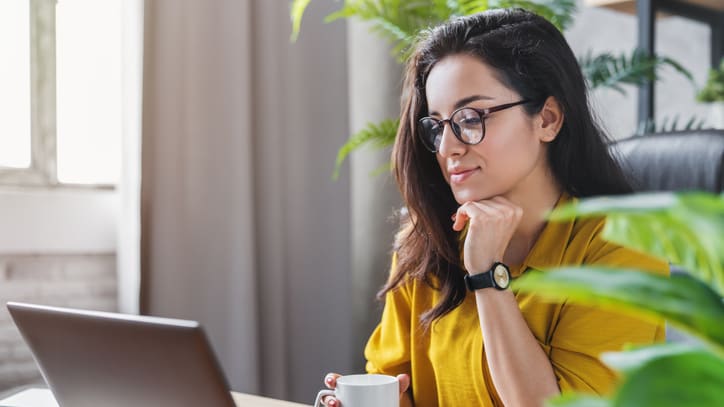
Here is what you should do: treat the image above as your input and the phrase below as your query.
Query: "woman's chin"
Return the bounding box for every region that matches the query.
[453,189,488,204]
[452,188,500,205]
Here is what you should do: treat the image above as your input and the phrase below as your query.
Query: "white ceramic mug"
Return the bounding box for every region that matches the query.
[314,374,399,407]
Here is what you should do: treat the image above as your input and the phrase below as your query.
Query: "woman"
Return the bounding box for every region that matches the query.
[322,8,667,407]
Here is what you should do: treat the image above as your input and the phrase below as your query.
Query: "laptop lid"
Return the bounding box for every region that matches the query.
[7,302,236,407]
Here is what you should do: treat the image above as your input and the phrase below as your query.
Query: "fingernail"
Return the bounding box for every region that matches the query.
[325,376,333,383]
[328,400,337,407]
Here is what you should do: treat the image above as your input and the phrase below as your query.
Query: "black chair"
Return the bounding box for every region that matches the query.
[609,129,724,193]
[609,128,724,344]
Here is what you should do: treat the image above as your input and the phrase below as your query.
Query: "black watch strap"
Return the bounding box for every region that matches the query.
[464,262,510,291]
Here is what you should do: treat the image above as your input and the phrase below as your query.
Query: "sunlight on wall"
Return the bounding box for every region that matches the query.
[56,0,122,185]
[0,0,31,169]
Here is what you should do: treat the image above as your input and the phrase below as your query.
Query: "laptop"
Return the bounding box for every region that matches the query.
[6,302,237,407]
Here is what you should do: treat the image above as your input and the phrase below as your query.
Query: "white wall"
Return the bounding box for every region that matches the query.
[0,187,119,392]
[0,188,117,253]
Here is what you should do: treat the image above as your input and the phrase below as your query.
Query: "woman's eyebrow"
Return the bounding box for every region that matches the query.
[429,94,495,116]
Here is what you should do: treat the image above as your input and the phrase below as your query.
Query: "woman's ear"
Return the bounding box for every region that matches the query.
[537,96,564,142]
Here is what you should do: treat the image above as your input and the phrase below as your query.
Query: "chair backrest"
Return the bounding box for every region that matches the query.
[609,129,723,344]
[609,129,724,193]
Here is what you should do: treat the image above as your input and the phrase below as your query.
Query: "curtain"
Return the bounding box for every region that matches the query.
[139,0,366,402]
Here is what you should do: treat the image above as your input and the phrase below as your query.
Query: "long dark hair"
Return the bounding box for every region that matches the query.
[384,8,633,327]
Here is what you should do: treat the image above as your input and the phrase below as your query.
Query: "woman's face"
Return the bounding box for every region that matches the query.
[424,53,551,204]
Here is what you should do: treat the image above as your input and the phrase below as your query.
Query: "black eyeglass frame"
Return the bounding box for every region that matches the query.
[418,99,533,153]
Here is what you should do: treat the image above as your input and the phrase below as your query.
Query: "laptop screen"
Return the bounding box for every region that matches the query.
[7,302,236,407]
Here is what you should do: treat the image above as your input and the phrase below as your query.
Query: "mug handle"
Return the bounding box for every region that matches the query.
[314,389,335,407]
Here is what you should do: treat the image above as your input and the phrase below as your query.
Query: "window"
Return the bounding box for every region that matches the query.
[0,0,122,187]
[0,0,31,170]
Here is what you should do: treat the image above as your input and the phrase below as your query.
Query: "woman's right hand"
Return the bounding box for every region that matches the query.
[320,373,411,407]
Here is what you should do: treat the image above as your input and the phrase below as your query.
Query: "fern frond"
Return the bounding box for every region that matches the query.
[492,0,576,31]
[634,115,707,136]
[697,58,724,102]
[325,1,437,62]
[310,0,578,62]
[333,118,400,179]
[456,0,491,15]
[429,0,456,20]
[370,161,394,177]
[660,56,694,84]
[581,49,693,95]
[684,116,707,131]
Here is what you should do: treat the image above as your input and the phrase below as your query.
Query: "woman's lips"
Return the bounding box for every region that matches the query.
[449,167,479,184]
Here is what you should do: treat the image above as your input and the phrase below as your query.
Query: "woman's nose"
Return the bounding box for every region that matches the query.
[437,122,465,157]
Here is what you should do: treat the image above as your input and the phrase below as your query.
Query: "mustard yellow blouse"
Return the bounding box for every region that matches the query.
[364,194,669,407]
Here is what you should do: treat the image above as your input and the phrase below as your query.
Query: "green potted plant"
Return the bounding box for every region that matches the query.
[290,0,695,177]
[696,59,724,129]
[514,192,724,406]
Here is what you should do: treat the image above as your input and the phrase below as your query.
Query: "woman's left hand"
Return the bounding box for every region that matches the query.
[452,196,523,275]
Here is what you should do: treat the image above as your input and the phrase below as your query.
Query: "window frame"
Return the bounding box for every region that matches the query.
[0,0,114,190]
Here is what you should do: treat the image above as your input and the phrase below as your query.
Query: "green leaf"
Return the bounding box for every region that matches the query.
[290,0,312,42]
[323,1,441,63]
[659,55,694,84]
[547,346,724,407]
[333,118,399,179]
[452,0,577,32]
[429,0,455,20]
[600,343,704,374]
[307,0,579,62]
[512,268,724,354]
[370,161,394,177]
[697,58,724,102]
[548,193,677,220]
[492,0,577,31]
[547,192,724,296]
[580,49,694,95]
[457,0,492,15]
[613,351,724,407]
[634,114,707,135]
[546,394,611,407]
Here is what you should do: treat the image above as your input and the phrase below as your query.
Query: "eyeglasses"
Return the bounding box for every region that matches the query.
[418,99,532,153]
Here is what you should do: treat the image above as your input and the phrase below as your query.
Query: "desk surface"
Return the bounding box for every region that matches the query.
[232,391,309,407]
[0,388,309,407]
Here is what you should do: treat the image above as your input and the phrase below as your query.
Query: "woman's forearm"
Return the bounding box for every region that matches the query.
[475,289,560,406]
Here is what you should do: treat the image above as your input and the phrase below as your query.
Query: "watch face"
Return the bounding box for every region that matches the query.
[493,264,510,288]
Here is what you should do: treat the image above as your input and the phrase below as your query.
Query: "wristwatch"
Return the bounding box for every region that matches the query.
[464,262,511,291]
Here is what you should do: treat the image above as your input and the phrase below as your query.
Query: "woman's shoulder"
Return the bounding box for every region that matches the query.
[570,216,669,276]
[547,192,668,274]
